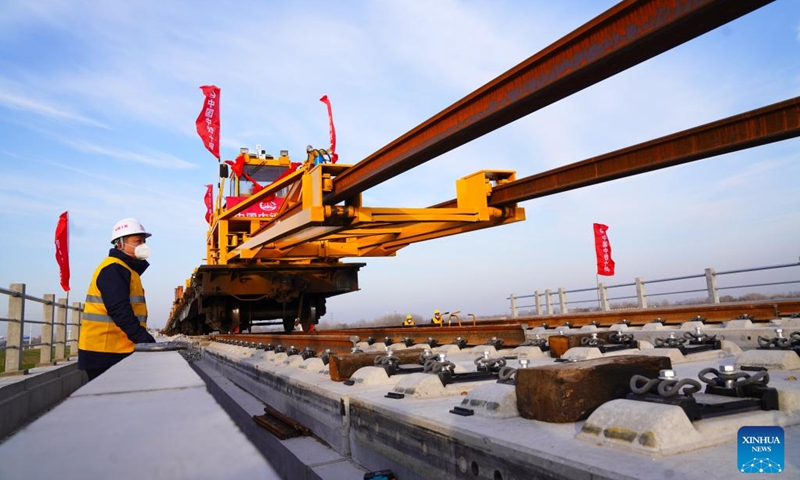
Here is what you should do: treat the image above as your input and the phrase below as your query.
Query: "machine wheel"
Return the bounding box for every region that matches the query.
[282,317,295,333]
[299,306,317,332]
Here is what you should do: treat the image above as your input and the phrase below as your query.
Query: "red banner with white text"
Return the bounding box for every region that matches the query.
[195,85,220,159]
[55,211,70,291]
[593,223,615,276]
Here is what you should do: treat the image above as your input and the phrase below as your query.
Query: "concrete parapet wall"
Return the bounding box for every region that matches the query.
[0,361,85,440]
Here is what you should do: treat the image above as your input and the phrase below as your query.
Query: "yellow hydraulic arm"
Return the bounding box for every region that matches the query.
[219,162,524,264]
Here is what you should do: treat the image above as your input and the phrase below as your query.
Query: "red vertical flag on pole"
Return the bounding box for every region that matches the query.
[593,223,616,276]
[319,95,338,164]
[204,184,214,224]
[55,211,70,291]
[195,85,221,160]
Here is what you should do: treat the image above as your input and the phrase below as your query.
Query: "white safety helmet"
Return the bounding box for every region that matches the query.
[110,217,152,244]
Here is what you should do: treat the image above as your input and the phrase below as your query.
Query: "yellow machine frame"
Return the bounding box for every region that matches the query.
[206,153,525,266]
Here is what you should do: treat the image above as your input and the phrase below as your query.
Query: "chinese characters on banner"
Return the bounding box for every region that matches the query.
[195,85,220,159]
[593,223,616,276]
[204,184,213,224]
[55,211,70,291]
[319,95,339,164]
[225,196,285,218]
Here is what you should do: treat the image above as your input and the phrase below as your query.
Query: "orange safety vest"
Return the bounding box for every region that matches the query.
[79,257,148,353]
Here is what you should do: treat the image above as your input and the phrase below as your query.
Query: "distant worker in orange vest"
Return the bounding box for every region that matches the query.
[431,310,443,326]
[403,314,415,327]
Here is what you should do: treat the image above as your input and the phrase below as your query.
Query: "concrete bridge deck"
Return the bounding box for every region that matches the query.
[1,318,799,479]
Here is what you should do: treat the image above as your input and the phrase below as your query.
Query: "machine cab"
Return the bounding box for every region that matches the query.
[224,146,291,219]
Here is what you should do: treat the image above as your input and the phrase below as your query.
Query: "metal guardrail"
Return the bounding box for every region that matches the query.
[508,260,800,317]
[0,283,83,375]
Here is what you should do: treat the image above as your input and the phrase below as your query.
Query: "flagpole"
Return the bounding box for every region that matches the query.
[595,273,601,311]
[65,211,71,353]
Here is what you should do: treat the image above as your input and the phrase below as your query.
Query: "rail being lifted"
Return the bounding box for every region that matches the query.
[166,0,799,338]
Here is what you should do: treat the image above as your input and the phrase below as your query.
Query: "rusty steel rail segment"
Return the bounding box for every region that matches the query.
[212,333,357,354]
[214,301,799,352]
[320,323,527,347]
[430,97,800,209]
[213,324,527,352]
[487,96,800,206]
[476,300,800,328]
[326,0,775,204]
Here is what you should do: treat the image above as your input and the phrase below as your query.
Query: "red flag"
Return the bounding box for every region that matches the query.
[195,85,221,159]
[593,223,616,276]
[55,211,70,291]
[319,95,338,164]
[204,184,213,224]
[224,153,245,177]
[224,153,263,191]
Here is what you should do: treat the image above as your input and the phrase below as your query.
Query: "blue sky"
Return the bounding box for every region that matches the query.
[1,0,799,331]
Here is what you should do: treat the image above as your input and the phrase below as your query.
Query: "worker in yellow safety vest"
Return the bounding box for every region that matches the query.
[78,218,156,381]
[431,310,443,326]
[403,314,415,327]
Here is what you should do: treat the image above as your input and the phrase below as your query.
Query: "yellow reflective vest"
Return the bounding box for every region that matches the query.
[79,257,148,353]
[431,315,443,325]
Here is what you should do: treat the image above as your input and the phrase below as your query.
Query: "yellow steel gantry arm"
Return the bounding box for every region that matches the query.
[220,163,524,264]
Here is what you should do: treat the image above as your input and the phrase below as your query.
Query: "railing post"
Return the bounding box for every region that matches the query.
[510,294,518,318]
[598,282,610,311]
[636,277,648,309]
[38,293,55,366]
[4,283,26,375]
[545,289,554,315]
[54,297,67,362]
[534,290,542,315]
[558,287,568,314]
[68,302,82,359]
[705,268,719,304]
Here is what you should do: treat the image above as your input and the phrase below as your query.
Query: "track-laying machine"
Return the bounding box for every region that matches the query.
[163,0,797,336]
[163,145,525,335]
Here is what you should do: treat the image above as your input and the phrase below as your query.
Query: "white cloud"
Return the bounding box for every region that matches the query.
[58,139,197,169]
[0,89,109,129]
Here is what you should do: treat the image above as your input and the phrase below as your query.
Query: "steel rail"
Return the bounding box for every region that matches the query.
[459,300,800,328]
[214,324,528,351]
[319,324,527,348]
[212,333,356,354]
[214,301,799,354]
[326,0,774,204]
[486,97,800,206]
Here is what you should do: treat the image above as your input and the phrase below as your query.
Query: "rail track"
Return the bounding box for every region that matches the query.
[193,297,800,479]
[209,299,800,355]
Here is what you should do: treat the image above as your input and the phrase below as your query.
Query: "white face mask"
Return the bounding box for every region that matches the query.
[133,243,150,260]
[124,242,150,260]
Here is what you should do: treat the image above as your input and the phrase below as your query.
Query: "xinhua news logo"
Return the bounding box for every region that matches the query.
[738,426,784,474]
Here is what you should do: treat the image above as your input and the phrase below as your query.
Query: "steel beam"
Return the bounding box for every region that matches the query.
[327,0,774,203]
[488,96,800,206]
